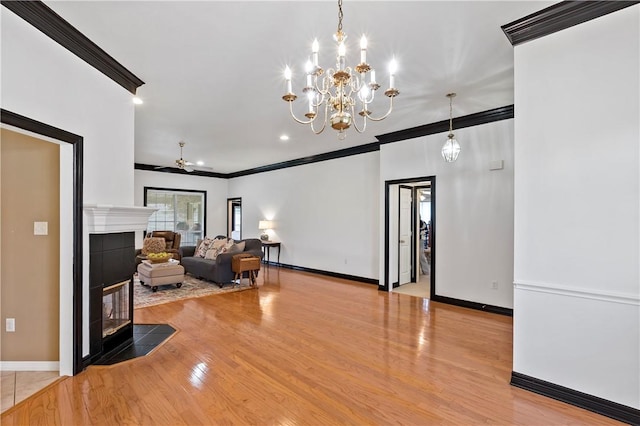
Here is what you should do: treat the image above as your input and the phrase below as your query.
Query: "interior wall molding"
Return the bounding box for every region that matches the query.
[511,372,640,424]
[275,262,379,286]
[135,163,227,179]
[431,295,513,317]
[376,105,514,145]
[226,142,381,178]
[501,1,640,46]
[515,280,640,306]
[0,361,60,371]
[136,104,515,178]
[1,0,144,95]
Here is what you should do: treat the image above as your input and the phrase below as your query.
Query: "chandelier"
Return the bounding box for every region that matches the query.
[441,93,461,162]
[282,0,399,140]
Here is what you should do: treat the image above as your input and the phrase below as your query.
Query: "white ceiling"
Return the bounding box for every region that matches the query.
[45,0,552,174]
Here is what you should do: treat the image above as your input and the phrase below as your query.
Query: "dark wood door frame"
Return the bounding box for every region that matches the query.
[1,109,84,374]
[383,176,435,296]
[227,197,242,239]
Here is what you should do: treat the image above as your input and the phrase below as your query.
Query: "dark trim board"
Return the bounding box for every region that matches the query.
[137,105,515,178]
[376,105,514,145]
[1,109,84,375]
[272,262,379,286]
[431,295,513,317]
[135,163,227,179]
[511,372,640,424]
[226,142,381,178]
[1,1,144,95]
[502,1,639,46]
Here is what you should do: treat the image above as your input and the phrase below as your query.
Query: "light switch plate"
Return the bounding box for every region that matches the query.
[6,318,15,332]
[34,221,48,235]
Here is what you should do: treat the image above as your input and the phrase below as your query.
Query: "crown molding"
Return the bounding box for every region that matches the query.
[226,142,381,178]
[376,105,514,145]
[1,0,144,94]
[134,163,227,179]
[502,1,640,46]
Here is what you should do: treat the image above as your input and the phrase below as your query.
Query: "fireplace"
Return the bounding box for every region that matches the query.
[102,280,130,337]
[83,204,157,367]
[89,232,136,359]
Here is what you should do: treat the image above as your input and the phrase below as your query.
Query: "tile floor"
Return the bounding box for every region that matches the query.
[1,370,60,414]
[393,274,430,298]
[1,324,175,414]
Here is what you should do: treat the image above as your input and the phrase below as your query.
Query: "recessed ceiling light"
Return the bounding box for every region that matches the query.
[279,134,289,141]
[196,161,204,166]
[132,96,143,105]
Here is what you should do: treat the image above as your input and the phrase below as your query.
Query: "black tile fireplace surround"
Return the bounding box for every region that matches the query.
[87,232,136,366]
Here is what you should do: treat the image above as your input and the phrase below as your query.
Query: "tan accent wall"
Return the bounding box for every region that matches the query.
[1,129,60,361]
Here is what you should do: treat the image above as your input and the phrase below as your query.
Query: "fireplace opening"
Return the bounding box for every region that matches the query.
[102,280,131,338]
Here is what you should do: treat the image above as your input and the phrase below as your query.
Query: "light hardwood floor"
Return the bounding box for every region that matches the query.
[1,267,620,425]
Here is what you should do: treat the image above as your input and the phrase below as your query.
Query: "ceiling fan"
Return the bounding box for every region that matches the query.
[175,141,194,172]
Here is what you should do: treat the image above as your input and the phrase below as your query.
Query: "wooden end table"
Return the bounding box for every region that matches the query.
[232,255,261,287]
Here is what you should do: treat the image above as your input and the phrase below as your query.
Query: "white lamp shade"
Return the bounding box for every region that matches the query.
[441,136,461,162]
[258,220,274,230]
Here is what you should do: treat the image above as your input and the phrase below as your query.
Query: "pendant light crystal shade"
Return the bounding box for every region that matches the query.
[441,134,461,162]
[442,93,460,162]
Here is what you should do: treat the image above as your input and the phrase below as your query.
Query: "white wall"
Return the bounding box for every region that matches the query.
[380,119,515,308]
[228,152,380,279]
[513,6,639,409]
[2,9,136,372]
[134,170,229,246]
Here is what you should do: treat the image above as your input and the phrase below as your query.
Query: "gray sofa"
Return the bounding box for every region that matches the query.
[180,236,263,287]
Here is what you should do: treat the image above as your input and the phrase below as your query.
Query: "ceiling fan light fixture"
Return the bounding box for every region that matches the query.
[282,0,399,139]
[441,93,460,163]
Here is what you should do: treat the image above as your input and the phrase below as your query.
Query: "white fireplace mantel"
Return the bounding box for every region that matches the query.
[83,204,157,234]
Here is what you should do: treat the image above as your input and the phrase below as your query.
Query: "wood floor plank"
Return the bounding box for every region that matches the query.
[2,268,623,425]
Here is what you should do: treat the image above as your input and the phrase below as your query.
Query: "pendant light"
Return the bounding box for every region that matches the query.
[441,93,460,162]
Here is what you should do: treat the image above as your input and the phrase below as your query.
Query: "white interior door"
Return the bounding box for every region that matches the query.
[399,186,412,285]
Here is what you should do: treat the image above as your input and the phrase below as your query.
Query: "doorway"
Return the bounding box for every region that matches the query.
[1,110,81,375]
[227,198,242,240]
[384,176,435,298]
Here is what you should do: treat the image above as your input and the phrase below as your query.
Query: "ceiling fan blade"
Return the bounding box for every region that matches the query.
[184,166,194,172]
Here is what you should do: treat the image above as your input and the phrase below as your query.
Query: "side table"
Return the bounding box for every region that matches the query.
[232,254,261,287]
[261,241,281,266]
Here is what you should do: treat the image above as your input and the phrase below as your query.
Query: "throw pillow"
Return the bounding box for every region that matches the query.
[141,237,166,255]
[204,238,233,260]
[226,240,246,255]
[195,236,215,258]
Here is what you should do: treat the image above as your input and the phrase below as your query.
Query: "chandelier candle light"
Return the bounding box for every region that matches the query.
[441,93,461,162]
[282,0,399,140]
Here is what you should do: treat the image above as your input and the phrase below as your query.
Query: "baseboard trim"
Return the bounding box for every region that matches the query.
[0,361,60,371]
[431,295,513,316]
[269,262,378,286]
[511,372,640,424]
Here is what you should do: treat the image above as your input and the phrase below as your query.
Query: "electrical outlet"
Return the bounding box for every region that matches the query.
[491,281,498,290]
[6,318,15,332]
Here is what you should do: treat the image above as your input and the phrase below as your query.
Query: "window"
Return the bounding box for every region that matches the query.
[144,187,206,247]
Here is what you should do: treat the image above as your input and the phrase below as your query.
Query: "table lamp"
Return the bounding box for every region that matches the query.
[258,220,273,241]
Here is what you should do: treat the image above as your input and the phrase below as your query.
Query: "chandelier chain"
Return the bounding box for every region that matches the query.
[337,0,343,34]
[449,95,453,134]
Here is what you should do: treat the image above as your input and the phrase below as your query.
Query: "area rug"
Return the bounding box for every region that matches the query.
[133,274,254,309]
